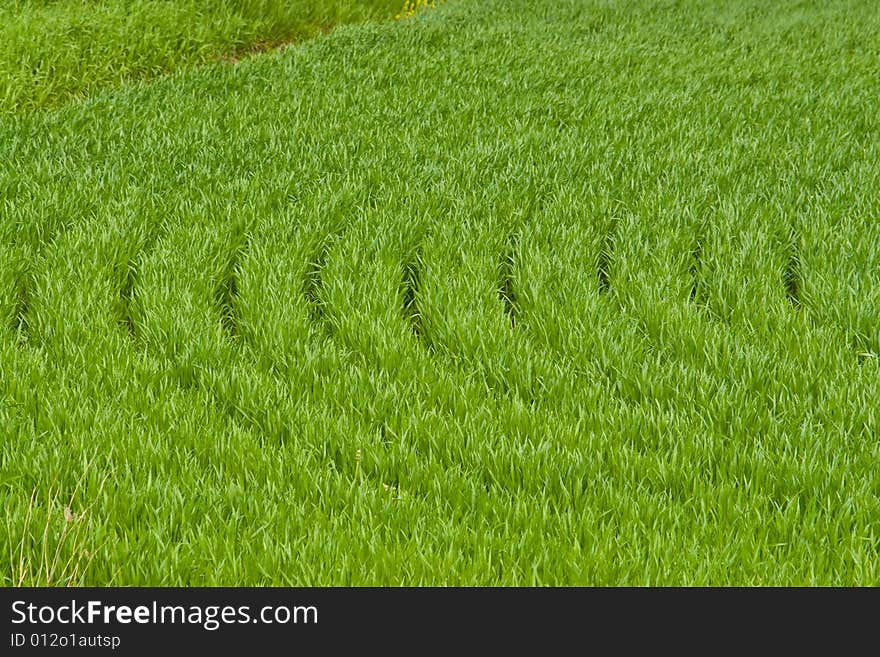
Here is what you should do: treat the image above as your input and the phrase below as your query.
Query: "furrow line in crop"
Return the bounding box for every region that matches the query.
[783,228,803,310]
[0,242,25,340]
[512,197,651,412]
[1,196,271,564]
[307,203,538,489]
[415,207,533,403]
[216,236,248,341]
[115,226,163,341]
[401,246,429,347]
[11,269,30,344]
[498,234,519,327]
[118,261,137,339]
[303,237,332,328]
[689,231,708,311]
[597,231,614,295]
[181,189,369,453]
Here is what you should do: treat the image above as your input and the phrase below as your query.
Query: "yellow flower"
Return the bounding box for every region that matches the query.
[395,0,443,20]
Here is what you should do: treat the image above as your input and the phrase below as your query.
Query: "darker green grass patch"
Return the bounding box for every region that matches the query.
[0,0,403,113]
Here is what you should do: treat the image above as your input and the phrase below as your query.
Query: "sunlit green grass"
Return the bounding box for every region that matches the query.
[1,0,879,585]
[0,0,402,112]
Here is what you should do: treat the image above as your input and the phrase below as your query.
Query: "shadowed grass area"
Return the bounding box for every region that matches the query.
[0,0,402,112]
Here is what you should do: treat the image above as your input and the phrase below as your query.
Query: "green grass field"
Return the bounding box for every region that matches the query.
[1,0,879,585]
[0,0,402,112]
